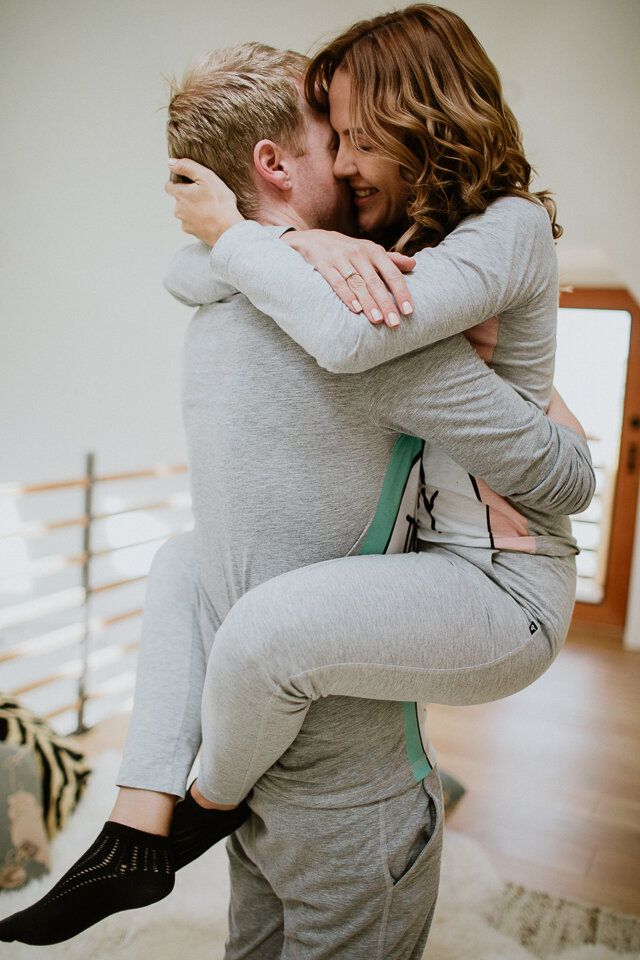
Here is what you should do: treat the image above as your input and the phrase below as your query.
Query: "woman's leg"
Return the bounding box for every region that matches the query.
[197,548,574,805]
[114,530,204,826]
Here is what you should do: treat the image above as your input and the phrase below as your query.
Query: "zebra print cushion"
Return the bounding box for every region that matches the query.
[0,697,91,839]
[0,742,50,889]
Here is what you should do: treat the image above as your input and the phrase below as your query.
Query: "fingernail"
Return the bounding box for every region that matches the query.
[402,301,413,315]
[352,300,363,312]
[167,159,177,166]
[388,312,400,327]
[371,309,383,322]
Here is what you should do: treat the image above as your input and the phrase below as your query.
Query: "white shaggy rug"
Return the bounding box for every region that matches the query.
[0,752,638,960]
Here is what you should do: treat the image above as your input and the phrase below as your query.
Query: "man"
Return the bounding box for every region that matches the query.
[0,43,592,957]
[157,43,589,958]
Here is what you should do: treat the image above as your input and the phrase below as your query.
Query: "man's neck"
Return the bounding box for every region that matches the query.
[254,197,311,232]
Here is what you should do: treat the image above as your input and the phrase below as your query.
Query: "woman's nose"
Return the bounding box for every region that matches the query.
[333,143,358,179]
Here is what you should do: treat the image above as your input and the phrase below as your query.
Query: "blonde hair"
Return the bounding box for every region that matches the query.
[306,4,561,253]
[167,43,309,217]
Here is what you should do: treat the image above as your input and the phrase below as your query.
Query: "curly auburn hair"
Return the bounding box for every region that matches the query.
[305,4,561,254]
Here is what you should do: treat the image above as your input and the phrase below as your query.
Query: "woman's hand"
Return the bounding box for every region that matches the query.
[283,231,416,328]
[164,158,244,246]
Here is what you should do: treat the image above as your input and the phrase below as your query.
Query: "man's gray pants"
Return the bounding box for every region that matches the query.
[226,774,443,960]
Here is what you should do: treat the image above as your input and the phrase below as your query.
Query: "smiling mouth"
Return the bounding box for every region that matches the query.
[353,188,378,199]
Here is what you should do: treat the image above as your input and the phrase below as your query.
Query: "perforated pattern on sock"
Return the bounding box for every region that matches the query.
[43,829,172,903]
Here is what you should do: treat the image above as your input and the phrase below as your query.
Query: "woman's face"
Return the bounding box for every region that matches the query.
[328,69,410,239]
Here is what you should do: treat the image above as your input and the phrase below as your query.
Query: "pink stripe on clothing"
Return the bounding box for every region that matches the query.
[464,315,499,363]
[475,478,537,554]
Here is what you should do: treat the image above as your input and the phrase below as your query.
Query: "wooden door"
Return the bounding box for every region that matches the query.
[556,289,640,631]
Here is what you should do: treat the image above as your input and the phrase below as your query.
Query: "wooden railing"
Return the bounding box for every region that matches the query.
[0,455,192,733]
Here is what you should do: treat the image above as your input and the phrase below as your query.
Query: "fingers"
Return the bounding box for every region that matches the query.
[167,157,210,181]
[315,263,402,326]
[388,252,417,273]
[339,251,409,327]
[344,272,395,326]
[164,159,243,245]
[339,245,414,327]
[317,257,392,323]
[369,250,415,321]
[323,266,365,314]
[280,232,414,326]
[164,160,205,198]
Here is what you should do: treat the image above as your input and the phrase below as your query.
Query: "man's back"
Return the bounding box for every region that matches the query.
[184,292,399,609]
[183,291,417,805]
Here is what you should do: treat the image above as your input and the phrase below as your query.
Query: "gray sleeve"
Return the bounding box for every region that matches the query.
[164,227,295,308]
[163,241,236,307]
[361,335,595,515]
[209,199,556,373]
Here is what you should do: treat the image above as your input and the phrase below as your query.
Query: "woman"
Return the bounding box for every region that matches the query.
[161,4,587,806]
[0,7,593,949]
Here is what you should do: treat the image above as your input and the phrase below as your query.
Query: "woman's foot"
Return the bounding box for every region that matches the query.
[0,821,174,945]
[170,780,249,870]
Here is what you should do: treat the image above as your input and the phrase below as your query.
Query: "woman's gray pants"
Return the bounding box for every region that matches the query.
[119,530,575,804]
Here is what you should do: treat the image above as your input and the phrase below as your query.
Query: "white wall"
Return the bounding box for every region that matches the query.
[2,0,640,638]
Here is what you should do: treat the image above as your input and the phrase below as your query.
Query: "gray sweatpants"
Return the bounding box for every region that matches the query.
[119,531,575,804]
[226,772,443,960]
[197,542,574,805]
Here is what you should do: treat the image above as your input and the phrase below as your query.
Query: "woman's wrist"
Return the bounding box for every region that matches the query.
[198,209,245,247]
[281,229,323,254]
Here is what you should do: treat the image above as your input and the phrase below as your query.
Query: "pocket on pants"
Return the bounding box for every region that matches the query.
[378,776,443,960]
[382,774,443,891]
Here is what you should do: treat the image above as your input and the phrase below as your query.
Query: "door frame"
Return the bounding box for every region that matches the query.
[560,288,640,631]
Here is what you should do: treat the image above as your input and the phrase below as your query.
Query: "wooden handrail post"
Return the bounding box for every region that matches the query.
[76,452,95,733]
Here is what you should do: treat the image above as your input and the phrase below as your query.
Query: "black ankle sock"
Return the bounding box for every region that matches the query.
[0,821,174,945]
[170,783,249,870]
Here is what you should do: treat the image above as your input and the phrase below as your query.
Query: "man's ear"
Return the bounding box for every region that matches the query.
[253,139,292,191]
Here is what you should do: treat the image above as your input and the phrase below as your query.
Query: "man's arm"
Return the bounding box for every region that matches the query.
[360,334,594,516]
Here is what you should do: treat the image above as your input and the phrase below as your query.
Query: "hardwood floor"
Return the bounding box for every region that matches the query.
[430,626,640,916]
[78,625,640,916]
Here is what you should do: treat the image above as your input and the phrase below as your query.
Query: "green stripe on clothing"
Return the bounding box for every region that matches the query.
[359,434,424,555]
[359,434,432,783]
[402,702,433,782]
